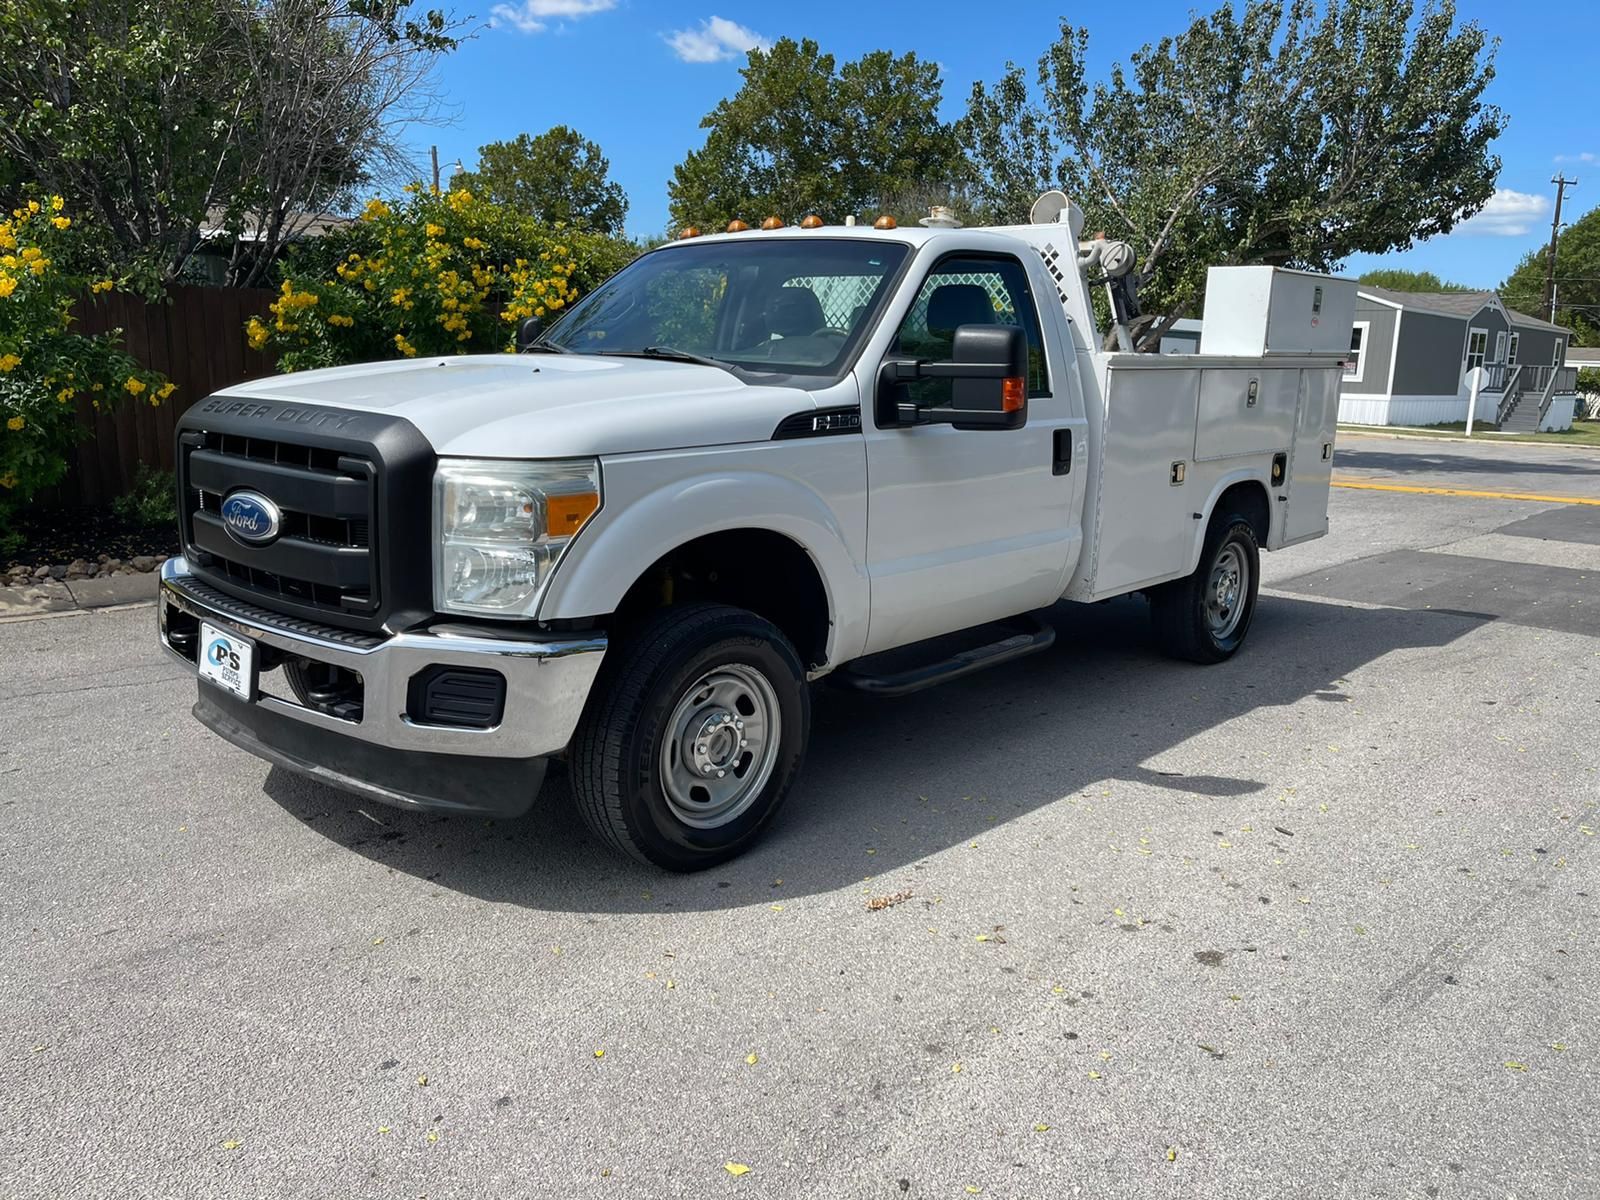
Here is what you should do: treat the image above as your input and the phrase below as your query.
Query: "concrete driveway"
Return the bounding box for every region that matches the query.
[3,434,1597,1199]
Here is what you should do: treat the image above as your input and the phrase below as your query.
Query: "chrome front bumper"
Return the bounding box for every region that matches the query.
[157,557,607,813]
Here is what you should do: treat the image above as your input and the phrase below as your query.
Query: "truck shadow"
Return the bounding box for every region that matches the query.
[1334,446,1600,479]
[262,593,1484,913]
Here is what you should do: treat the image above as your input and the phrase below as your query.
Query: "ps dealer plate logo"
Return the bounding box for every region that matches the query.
[219,490,282,546]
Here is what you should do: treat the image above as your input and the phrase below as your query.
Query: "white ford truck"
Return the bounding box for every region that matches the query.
[158,194,1354,870]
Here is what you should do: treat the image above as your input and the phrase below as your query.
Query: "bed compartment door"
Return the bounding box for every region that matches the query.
[1282,367,1339,544]
[1091,366,1202,596]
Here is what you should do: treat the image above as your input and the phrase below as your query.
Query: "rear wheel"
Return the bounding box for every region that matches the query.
[569,603,809,870]
[1150,514,1260,663]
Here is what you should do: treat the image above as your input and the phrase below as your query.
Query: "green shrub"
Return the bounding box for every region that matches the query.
[249,185,637,370]
[110,464,177,527]
[0,193,169,546]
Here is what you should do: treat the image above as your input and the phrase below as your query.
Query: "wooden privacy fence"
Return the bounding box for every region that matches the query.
[57,284,278,507]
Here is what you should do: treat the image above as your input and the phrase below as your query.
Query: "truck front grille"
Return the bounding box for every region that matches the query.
[181,431,379,618]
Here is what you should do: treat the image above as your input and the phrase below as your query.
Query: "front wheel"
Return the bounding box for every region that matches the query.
[569,603,810,871]
[1150,515,1260,663]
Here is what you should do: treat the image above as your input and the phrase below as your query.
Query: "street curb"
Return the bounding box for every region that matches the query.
[1337,427,1600,451]
[0,572,157,621]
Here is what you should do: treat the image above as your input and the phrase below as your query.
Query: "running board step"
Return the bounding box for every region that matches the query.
[834,615,1056,697]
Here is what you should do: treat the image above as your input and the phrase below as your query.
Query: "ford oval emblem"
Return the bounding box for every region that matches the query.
[219,490,283,546]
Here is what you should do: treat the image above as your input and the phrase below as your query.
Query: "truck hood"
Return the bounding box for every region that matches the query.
[209,354,824,458]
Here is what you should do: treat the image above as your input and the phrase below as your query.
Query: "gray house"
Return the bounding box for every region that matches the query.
[1338,287,1579,431]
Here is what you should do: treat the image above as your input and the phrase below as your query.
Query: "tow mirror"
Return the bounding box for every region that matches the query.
[516,316,544,352]
[877,324,1028,431]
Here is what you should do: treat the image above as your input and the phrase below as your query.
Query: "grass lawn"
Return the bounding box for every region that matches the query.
[1338,419,1600,448]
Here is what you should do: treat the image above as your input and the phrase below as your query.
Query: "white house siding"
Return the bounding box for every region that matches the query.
[1541,397,1576,432]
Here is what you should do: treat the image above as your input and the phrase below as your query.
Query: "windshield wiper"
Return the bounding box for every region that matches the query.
[594,346,735,372]
[520,339,569,354]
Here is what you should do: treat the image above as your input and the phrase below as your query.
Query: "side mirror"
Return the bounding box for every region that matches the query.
[877,324,1028,431]
[516,316,544,352]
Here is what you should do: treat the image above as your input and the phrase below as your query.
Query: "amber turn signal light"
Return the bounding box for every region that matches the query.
[1001,377,1026,413]
[546,491,601,537]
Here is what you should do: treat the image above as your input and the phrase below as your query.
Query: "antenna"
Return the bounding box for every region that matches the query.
[1029,190,1070,225]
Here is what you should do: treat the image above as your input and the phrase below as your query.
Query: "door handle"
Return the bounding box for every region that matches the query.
[1052,428,1072,475]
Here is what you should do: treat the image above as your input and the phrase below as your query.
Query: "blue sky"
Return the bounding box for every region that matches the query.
[406,0,1597,290]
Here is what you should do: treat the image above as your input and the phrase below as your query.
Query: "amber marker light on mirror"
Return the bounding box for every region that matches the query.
[1002,377,1026,412]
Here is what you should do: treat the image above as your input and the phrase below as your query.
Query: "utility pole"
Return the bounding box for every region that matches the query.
[1545,174,1577,323]
[431,145,441,193]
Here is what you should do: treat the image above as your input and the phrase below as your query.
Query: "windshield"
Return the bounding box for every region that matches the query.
[540,238,910,380]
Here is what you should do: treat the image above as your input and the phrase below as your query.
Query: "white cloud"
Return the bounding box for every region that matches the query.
[665,16,771,63]
[1453,188,1549,237]
[491,0,615,34]
[1555,151,1598,164]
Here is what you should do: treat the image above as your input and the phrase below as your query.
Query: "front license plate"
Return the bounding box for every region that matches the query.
[197,622,255,700]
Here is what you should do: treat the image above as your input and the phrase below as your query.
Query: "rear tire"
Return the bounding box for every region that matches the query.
[1150,513,1260,663]
[569,603,810,871]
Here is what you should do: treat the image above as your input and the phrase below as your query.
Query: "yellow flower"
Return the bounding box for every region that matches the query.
[156,382,176,401]
[5,415,23,431]
[0,473,15,489]
[52,216,70,230]
[20,246,40,261]
[462,236,485,251]
[124,376,146,396]
[327,313,354,327]
[27,200,39,213]
[362,198,391,222]
[57,388,72,403]
[245,317,269,350]
[91,279,114,294]
[394,333,417,357]
[425,223,445,239]
[28,257,47,276]
[0,353,18,372]
[50,195,64,212]
[0,277,15,299]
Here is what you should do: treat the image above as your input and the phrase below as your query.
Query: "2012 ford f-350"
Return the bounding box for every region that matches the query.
[158,194,1354,870]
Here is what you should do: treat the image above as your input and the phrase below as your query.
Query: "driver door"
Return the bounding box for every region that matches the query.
[860,252,1078,655]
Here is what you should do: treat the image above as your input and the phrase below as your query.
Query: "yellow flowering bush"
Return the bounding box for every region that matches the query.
[1,192,169,549]
[250,184,636,372]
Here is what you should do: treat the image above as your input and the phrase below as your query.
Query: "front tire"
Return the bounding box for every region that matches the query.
[569,603,810,871]
[1150,514,1260,663]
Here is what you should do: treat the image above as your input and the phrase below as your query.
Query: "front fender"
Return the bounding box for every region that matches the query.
[536,451,869,665]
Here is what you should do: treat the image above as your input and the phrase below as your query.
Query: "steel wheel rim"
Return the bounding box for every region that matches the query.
[1204,542,1248,639]
[659,662,782,830]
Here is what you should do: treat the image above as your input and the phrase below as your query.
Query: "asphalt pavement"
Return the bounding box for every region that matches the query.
[2,433,1597,1200]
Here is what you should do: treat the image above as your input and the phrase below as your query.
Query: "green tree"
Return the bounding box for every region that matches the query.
[453,127,629,235]
[668,38,964,230]
[0,0,459,287]
[1357,268,1472,293]
[960,0,1506,348]
[1500,204,1600,345]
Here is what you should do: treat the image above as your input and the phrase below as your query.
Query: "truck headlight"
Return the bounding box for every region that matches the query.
[433,459,602,617]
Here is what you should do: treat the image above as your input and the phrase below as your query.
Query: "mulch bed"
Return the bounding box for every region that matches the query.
[3,505,179,583]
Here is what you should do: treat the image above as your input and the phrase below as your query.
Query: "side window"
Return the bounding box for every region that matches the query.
[893,255,1050,407]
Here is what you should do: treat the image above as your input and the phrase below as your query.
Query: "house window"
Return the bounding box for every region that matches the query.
[1344,322,1368,381]
[1464,328,1488,373]
[1494,331,1507,363]
[1554,339,1564,366]
[1508,333,1519,365]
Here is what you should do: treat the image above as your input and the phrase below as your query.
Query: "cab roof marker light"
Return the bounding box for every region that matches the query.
[678,226,701,239]
[726,219,749,233]
[760,216,784,230]
[800,214,824,229]
[874,215,897,230]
